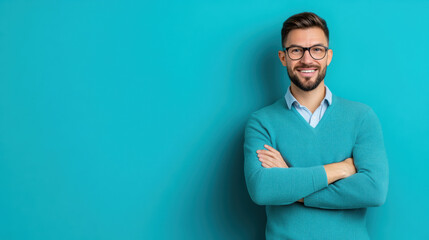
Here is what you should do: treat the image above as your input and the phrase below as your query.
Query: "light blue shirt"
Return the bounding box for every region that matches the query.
[284,85,332,128]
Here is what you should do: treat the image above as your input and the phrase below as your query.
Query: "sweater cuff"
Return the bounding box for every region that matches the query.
[311,165,328,192]
[304,165,328,206]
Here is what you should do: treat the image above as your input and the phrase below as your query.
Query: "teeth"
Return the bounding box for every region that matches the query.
[300,70,315,73]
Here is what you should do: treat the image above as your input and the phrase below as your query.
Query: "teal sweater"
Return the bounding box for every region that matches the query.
[243,95,389,240]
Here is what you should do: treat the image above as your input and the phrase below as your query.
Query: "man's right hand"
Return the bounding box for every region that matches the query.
[324,157,357,184]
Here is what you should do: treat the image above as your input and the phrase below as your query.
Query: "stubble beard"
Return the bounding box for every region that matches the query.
[287,65,327,92]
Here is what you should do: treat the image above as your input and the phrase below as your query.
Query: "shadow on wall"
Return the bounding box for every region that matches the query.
[170,28,286,239]
[208,29,287,238]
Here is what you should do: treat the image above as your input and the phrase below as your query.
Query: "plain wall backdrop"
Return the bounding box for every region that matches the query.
[1,0,428,239]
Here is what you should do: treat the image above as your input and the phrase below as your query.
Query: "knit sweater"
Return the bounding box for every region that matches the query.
[243,94,389,240]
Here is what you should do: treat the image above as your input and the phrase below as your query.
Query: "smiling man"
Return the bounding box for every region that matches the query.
[243,12,389,239]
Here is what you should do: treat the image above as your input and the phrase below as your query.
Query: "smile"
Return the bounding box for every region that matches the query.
[297,68,318,77]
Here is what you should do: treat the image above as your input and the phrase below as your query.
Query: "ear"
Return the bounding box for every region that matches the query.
[327,49,333,66]
[278,50,287,66]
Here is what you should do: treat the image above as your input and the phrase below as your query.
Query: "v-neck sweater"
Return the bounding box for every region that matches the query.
[243,94,389,240]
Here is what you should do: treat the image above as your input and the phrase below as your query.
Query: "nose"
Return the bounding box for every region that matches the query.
[300,49,313,64]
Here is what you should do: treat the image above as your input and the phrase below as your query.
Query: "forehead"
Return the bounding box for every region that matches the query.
[285,27,328,46]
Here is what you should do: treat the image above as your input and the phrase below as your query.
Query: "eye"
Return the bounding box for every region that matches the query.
[312,47,323,52]
[290,48,302,54]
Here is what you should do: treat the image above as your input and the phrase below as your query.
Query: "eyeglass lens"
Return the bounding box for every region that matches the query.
[287,46,326,60]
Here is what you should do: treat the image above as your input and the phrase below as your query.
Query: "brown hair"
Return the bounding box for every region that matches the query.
[281,12,329,48]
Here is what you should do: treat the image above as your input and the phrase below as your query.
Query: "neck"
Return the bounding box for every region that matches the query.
[290,81,326,113]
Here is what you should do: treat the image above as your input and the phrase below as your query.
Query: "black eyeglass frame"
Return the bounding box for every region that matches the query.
[282,45,329,60]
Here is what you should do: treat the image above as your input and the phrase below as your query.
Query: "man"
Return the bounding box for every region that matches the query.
[243,12,389,239]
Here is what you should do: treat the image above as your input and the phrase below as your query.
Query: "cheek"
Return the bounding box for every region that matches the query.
[318,60,328,69]
[287,61,296,70]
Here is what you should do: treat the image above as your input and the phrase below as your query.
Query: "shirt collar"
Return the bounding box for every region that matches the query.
[284,85,332,109]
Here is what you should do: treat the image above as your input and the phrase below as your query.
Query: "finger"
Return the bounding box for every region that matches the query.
[261,162,272,168]
[263,145,286,163]
[260,155,289,168]
[259,157,275,167]
[259,155,276,163]
[257,145,278,156]
[260,156,284,168]
[257,152,275,159]
[258,149,278,159]
[264,144,280,154]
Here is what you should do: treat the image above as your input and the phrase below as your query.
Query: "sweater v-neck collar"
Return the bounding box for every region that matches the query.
[283,94,337,132]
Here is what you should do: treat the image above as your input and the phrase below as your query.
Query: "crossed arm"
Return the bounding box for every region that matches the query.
[257,144,356,203]
[244,109,389,209]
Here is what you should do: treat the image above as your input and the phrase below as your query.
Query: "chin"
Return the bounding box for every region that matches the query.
[300,78,316,85]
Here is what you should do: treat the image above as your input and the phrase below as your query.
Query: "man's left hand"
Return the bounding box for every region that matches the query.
[257,145,289,168]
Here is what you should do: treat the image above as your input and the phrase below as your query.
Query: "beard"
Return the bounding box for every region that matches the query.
[287,64,327,91]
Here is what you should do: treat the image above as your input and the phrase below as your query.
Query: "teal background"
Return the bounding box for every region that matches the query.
[0,0,428,239]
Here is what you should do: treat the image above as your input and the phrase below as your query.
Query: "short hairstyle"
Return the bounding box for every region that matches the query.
[281,12,329,48]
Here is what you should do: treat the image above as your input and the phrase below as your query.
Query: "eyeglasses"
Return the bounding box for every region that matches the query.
[283,45,329,60]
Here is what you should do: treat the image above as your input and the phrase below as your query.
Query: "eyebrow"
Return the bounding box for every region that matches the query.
[286,43,327,48]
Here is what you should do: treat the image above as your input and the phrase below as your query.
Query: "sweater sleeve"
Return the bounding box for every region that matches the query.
[244,113,328,206]
[303,108,389,209]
